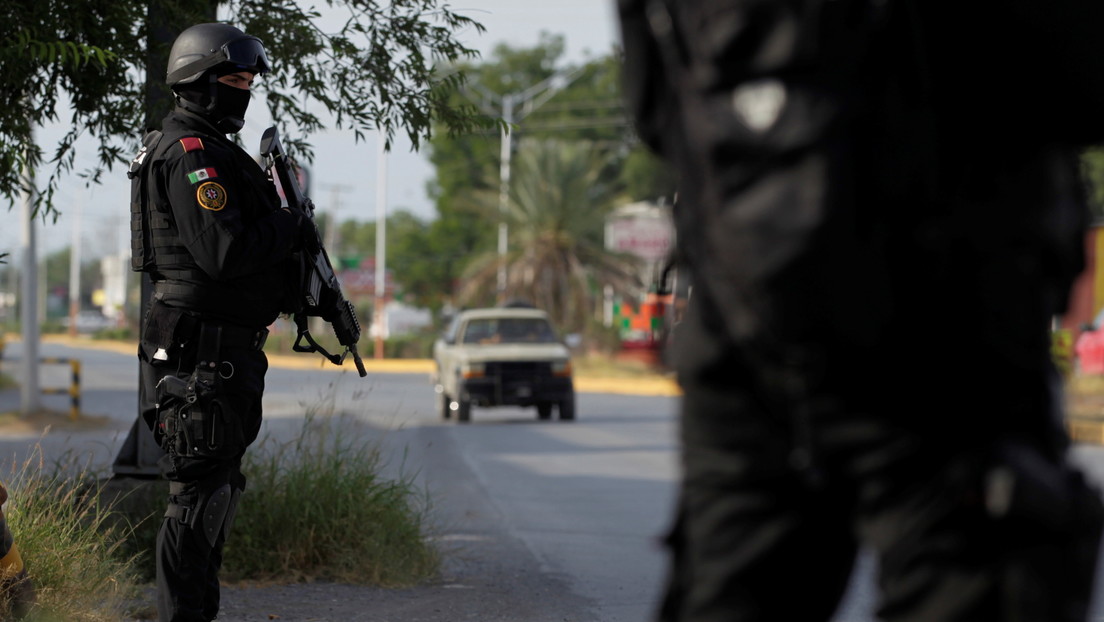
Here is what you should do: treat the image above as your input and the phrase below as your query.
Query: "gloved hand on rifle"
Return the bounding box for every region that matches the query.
[281,207,319,254]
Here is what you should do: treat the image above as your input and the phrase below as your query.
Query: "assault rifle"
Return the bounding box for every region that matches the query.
[260,126,367,377]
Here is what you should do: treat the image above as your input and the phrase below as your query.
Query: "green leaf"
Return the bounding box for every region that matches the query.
[0,0,485,219]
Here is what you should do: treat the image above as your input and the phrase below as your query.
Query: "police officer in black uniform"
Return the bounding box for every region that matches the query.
[129,22,301,622]
[617,1,1104,621]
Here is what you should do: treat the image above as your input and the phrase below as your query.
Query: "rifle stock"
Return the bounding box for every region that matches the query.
[260,126,367,377]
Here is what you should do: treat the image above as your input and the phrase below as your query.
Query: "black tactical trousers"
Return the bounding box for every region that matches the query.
[139,341,266,622]
[155,464,246,622]
[658,300,1104,622]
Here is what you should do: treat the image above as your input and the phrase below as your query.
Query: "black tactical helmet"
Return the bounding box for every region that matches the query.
[166,23,270,87]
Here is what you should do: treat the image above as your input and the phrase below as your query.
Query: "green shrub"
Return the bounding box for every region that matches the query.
[223,408,439,585]
[582,319,623,356]
[101,480,164,585]
[104,416,440,589]
[38,321,65,335]
[263,324,436,359]
[260,325,342,358]
[5,448,142,622]
[363,332,437,359]
[0,393,439,612]
[92,327,133,341]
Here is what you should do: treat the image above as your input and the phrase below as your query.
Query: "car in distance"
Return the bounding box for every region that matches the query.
[432,306,575,423]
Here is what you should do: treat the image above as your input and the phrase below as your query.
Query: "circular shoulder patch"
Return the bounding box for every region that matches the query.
[196,181,228,211]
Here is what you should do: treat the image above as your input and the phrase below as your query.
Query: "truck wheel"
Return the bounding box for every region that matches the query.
[438,390,451,420]
[457,396,472,423]
[537,402,553,420]
[558,396,576,421]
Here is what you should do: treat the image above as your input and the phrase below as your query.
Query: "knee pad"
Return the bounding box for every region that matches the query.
[165,481,244,549]
[197,483,242,549]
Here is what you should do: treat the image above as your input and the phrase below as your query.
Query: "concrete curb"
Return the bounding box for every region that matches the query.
[1069,418,1104,445]
[18,335,683,398]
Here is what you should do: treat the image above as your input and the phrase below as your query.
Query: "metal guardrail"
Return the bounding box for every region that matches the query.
[0,344,82,421]
[38,357,82,421]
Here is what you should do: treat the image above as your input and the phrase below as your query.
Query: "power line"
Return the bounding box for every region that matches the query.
[515,118,630,132]
[461,116,631,136]
[460,66,589,299]
[525,99,626,114]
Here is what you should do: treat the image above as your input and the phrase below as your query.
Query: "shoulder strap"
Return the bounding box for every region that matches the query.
[127,130,164,180]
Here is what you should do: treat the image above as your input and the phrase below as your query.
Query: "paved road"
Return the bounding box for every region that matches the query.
[0,339,680,621]
[5,340,1104,621]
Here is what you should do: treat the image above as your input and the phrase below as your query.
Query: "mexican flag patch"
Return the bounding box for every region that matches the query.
[186,167,218,184]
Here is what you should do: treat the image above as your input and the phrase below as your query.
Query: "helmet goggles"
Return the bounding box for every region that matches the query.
[218,36,270,74]
[167,35,270,85]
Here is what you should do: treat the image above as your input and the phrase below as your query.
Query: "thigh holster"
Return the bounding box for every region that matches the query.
[154,324,245,460]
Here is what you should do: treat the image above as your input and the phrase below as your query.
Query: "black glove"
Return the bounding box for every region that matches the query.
[281,208,319,253]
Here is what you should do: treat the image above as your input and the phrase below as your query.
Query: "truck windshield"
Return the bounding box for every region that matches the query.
[461,318,559,345]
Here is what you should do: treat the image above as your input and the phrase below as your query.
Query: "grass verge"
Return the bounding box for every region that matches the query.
[0,400,438,618]
[224,406,439,585]
[573,353,670,379]
[4,447,142,621]
[106,392,441,588]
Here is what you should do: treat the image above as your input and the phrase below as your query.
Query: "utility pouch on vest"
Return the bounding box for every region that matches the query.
[141,298,191,365]
[154,324,245,459]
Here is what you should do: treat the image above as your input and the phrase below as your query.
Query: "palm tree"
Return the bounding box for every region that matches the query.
[457,139,642,333]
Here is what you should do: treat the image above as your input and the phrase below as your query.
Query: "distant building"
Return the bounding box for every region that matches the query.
[605,200,675,286]
[604,200,679,352]
[372,301,433,339]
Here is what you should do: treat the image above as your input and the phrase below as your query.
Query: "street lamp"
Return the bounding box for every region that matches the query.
[465,67,586,300]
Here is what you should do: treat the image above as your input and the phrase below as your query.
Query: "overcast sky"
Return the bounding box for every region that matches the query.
[3,0,621,261]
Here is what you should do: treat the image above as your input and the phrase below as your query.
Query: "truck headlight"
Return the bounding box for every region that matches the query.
[552,359,572,377]
[461,361,485,379]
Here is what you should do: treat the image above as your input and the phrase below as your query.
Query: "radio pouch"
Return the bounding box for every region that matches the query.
[142,299,186,363]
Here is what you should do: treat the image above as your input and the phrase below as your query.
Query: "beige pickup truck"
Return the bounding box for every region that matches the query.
[432,306,576,423]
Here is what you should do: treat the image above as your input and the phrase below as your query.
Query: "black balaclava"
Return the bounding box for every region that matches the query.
[175,68,251,134]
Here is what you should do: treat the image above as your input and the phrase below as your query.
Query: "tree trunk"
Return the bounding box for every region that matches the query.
[114,0,218,476]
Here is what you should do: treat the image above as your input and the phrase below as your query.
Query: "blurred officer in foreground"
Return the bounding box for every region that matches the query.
[617,2,1104,620]
[128,22,302,622]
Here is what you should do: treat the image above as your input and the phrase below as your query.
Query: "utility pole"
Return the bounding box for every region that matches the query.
[374,134,388,359]
[496,96,513,298]
[68,193,83,337]
[318,183,353,254]
[114,0,215,477]
[19,138,40,416]
[464,67,586,302]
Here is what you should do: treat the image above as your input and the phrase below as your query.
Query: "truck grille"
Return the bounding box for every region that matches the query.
[485,361,551,382]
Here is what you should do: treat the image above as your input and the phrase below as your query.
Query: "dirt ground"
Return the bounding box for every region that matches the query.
[0,409,114,435]
[123,534,599,622]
